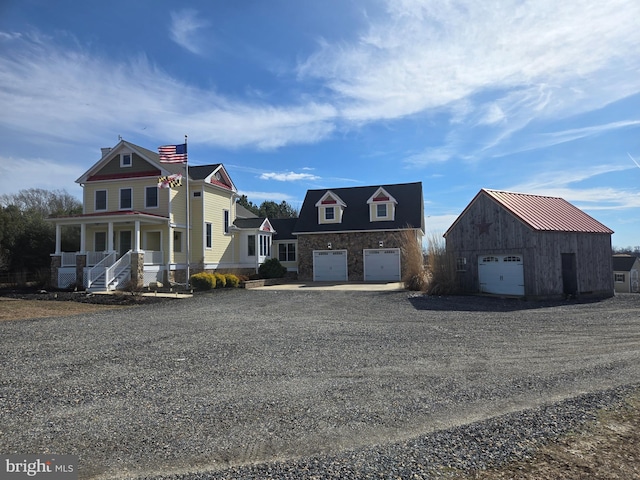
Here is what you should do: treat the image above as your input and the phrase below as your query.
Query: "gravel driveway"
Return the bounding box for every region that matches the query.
[1,290,639,479]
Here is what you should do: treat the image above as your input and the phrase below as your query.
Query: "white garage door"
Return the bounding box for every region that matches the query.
[364,248,401,282]
[313,250,348,281]
[478,254,524,295]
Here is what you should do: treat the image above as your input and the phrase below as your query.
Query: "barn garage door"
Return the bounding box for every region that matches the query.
[313,250,348,281]
[478,254,524,295]
[364,249,401,282]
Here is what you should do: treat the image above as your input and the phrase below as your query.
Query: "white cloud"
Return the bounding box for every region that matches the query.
[237,190,296,202]
[169,9,209,55]
[260,171,321,182]
[0,155,83,198]
[0,34,338,150]
[299,0,640,144]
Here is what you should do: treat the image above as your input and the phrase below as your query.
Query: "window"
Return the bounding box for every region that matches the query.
[482,256,499,263]
[456,257,467,271]
[205,223,212,249]
[247,235,256,256]
[615,273,625,282]
[145,186,158,208]
[120,188,132,210]
[173,231,182,253]
[223,210,230,234]
[504,256,522,262]
[325,207,335,220]
[95,232,107,251]
[95,190,107,211]
[278,243,296,262]
[120,153,132,167]
[377,203,387,218]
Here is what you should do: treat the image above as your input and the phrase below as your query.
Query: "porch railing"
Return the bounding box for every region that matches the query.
[144,250,164,265]
[87,251,109,266]
[86,252,116,289]
[61,252,77,267]
[105,251,131,290]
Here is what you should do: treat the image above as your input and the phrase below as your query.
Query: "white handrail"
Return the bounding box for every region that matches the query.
[86,252,116,289]
[105,251,131,289]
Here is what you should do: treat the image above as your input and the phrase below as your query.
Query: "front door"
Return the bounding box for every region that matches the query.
[119,231,132,258]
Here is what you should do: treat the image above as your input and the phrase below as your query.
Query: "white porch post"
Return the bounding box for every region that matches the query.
[134,220,141,252]
[55,224,62,254]
[108,222,114,252]
[80,223,86,253]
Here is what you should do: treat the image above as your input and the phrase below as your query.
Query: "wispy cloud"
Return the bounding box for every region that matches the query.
[260,171,321,182]
[0,155,82,198]
[0,33,338,150]
[169,9,209,55]
[299,0,640,151]
[237,190,296,202]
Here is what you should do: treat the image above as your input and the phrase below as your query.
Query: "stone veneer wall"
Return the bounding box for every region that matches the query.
[50,255,61,288]
[297,231,415,281]
[130,253,144,289]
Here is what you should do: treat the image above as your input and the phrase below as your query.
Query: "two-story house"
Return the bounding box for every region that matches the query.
[49,140,274,291]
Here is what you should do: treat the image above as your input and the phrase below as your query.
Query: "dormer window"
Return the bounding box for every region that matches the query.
[315,191,346,224]
[367,187,397,222]
[120,153,132,168]
[325,207,335,220]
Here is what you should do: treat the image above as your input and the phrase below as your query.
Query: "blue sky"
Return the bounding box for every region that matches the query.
[1,0,639,248]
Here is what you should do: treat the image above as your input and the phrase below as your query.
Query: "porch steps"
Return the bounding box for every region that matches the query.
[86,267,131,293]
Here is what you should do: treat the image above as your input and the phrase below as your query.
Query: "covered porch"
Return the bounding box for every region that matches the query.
[49,211,170,291]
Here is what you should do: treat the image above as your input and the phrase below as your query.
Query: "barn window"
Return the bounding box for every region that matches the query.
[482,256,499,262]
[614,273,625,282]
[503,256,521,262]
[456,257,467,271]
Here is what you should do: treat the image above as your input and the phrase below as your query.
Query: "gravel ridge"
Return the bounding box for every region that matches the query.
[143,384,639,480]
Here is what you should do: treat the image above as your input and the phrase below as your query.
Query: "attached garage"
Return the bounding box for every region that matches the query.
[363,248,401,282]
[478,254,524,295]
[313,250,348,281]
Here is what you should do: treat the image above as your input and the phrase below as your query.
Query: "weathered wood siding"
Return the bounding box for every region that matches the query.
[445,192,613,298]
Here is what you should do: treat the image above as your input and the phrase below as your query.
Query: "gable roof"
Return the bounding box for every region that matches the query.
[294,182,424,234]
[612,255,639,272]
[236,204,258,219]
[233,218,274,232]
[445,189,613,236]
[75,139,236,191]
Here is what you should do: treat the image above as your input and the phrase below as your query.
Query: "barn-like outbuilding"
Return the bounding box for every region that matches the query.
[444,189,614,299]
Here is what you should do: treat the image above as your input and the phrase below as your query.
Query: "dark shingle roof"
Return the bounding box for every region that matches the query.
[294,182,424,234]
[233,218,266,229]
[270,218,298,240]
[612,255,639,272]
[188,164,221,180]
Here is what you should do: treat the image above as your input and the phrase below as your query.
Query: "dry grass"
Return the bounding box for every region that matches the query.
[453,391,640,480]
[0,297,121,321]
[424,231,458,295]
[397,229,428,290]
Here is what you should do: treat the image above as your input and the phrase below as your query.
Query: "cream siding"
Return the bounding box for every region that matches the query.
[83,179,170,217]
[202,187,234,264]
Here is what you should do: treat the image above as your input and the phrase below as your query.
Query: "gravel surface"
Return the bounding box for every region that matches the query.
[1,290,639,479]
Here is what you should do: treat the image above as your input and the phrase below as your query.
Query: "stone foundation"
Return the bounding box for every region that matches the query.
[50,255,61,288]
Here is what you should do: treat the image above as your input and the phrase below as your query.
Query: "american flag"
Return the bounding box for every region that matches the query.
[158,143,187,163]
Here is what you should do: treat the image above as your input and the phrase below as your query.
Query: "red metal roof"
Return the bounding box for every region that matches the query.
[483,189,613,234]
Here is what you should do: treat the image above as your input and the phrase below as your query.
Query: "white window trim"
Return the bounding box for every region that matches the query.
[145,185,158,209]
[119,187,133,210]
[324,206,335,221]
[120,153,132,168]
[95,189,107,212]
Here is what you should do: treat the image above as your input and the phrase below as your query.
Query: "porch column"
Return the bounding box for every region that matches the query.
[80,223,86,253]
[107,222,114,252]
[134,220,141,252]
[55,224,62,254]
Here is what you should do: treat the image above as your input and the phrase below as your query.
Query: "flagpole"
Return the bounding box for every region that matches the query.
[185,134,190,290]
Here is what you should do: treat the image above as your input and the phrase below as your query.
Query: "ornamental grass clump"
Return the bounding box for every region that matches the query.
[224,274,240,288]
[424,231,458,295]
[398,229,428,291]
[214,273,227,288]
